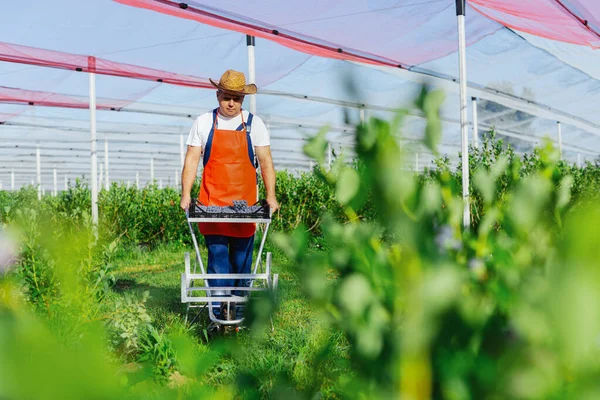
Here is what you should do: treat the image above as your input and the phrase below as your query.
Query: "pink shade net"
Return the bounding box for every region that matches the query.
[469,0,600,48]
[0,42,214,88]
[113,0,503,67]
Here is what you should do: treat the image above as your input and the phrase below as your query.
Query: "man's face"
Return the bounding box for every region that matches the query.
[217,90,245,118]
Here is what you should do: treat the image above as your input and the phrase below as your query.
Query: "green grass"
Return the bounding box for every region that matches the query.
[108,240,350,397]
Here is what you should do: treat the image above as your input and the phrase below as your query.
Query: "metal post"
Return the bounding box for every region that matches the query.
[89,57,99,225]
[64,175,68,190]
[11,169,14,191]
[53,168,57,196]
[150,158,154,183]
[99,163,104,191]
[327,142,332,170]
[36,143,41,200]
[472,97,479,149]
[135,172,139,189]
[247,35,257,115]
[557,121,563,159]
[415,152,419,173]
[180,134,185,171]
[159,179,163,189]
[104,138,109,190]
[456,0,470,229]
[360,108,365,123]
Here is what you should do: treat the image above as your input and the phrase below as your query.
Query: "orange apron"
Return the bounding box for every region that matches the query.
[198,109,257,238]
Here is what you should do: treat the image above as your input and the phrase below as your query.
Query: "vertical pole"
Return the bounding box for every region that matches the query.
[359,108,365,124]
[247,35,259,203]
[104,138,109,190]
[247,35,257,115]
[53,168,57,196]
[89,56,99,225]
[557,121,563,159]
[415,152,419,173]
[150,158,155,183]
[135,172,139,189]
[175,168,179,187]
[127,180,131,188]
[472,97,478,149]
[99,163,104,191]
[327,142,332,170]
[64,175,68,190]
[577,153,582,167]
[159,179,163,189]
[180,134,185,171]
[11,169,14,191]
[456,0,470,229]
[36,143,41,200]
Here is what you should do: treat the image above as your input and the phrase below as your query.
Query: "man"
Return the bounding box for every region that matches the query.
[180,69,279,317]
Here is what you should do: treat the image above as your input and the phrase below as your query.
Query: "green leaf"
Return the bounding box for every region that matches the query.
[303,126,329,165]
[335,168,360,206]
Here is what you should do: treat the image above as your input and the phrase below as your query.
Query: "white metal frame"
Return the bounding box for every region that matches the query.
[181,210,278,329]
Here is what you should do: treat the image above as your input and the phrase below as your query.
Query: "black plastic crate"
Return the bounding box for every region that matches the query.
[189,199,270,220]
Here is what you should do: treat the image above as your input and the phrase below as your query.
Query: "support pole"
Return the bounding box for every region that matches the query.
[180,134,185,171]
[104,138,109,190]
[472,97,479,149]
[327,142,332,170]
[175,168,179,187]
[135,172,139,189]
[557,121,563,159]
[159,179,163,189]
[360,108,365,123]
[415,152,419,173]
[456,0,470,229]
[36,143,41,200]
[577,153,582,167]
[99,163,104,191]
[89,57,99,225]
[53,168,57,196]
[11,169,14,191]
[150,158,155,183]
[246,35,257,115]
[64,175,68,190]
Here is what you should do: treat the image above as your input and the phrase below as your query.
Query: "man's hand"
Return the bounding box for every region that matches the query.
[267,195,280,214]
[180,193,192,211]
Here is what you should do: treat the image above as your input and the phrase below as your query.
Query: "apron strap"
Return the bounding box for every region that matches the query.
[202,108,218,167]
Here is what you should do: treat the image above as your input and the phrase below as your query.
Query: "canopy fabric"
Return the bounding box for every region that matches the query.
[1,0,600,189]
[469,0,600,48]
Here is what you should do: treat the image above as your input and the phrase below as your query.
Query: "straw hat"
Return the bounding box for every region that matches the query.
[210,69,257,95]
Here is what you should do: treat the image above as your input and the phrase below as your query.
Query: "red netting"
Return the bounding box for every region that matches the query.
[0,42,214,88]
[113,0,502,67]
[469,0,600,48]
[0,86,134,111]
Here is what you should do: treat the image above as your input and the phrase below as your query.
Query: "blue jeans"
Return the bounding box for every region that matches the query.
[204,234,254,297]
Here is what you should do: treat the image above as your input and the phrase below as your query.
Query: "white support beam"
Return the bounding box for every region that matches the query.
[150,158,155,183]
[89,65,99,225]
[472,97,478,149]
[180,134,185,171]
[247,35,256,115]
[36,143,41,200]
[53,168,57,196]
[457,0,470,229]
[104,138,109,190]
[557,121,563,159]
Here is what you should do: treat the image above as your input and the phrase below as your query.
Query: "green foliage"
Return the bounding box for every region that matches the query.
[6,86,600,398]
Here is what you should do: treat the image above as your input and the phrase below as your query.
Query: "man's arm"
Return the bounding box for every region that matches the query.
[255,146,279,212]
[180,145,203,210]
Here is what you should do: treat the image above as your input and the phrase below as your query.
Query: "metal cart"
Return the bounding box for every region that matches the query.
[182,200,278,331]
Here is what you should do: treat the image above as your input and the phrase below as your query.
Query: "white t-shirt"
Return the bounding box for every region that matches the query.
[186,109,270,149]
